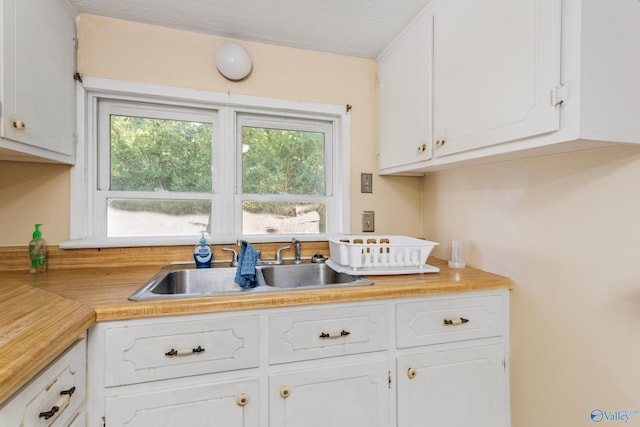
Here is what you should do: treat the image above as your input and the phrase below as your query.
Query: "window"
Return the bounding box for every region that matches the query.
[98,101,216,238]
[66,78,350,247]
[238,114,333,235]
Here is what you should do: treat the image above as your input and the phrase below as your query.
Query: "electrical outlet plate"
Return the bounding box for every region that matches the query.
[361,173,372,193]
[362,211,375,232]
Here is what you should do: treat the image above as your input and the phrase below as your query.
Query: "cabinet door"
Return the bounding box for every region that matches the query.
[397,344,507,427]
[105,378,259,427]
[270,359,389,427]
[377,11,432,171]
[1,0,76,161]
[433,0,561,157]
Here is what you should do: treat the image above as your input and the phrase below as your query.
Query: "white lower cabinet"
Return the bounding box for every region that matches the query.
[86,291,509,427]
[105,377,259,426]
[0,334,86,427]
[397,344,507,427]
[395,293,510,427]
[270,359,389,427]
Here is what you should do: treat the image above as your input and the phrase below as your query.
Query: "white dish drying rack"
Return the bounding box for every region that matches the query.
[327,235,439,275]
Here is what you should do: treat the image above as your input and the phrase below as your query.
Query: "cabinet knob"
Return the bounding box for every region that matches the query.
[407,367,417,379]
[435,139,446,147]
[417,143,427,153]
[13,120,26,131]
[236,393,249,406]
[280,385,291,399]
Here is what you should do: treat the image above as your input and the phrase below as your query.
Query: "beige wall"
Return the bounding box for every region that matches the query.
[0,14,423,246]
[0,161,70,244]
[424,145,640,427]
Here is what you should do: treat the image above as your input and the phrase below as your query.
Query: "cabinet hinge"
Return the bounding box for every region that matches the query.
[551,84,568,108]
[502,359,507,372]
[101,416,106,427]
[388,370,392,389]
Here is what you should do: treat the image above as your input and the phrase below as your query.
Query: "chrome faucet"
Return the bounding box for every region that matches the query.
[292,238,302,264]
[274,244,291,264]
[221,248,238,267]
[256,244,290,265]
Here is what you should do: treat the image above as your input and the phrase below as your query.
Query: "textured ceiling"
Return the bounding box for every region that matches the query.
[67,0,432,58]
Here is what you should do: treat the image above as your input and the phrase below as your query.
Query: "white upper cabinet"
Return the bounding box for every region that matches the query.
[377,10,433,172]
[378,0,640,174]
[432,0,561,157]
[0,0,76,164]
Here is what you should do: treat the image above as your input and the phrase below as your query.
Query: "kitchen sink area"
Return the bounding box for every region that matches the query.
[128,262,373,301]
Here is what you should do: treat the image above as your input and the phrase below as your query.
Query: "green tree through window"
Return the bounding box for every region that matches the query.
[242,126,325,195]
[110,115,212,193]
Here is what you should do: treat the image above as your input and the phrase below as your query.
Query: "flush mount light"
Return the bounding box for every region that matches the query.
[215,42,253,81]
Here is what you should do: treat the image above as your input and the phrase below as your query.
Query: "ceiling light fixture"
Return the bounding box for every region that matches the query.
[215,42,253,81]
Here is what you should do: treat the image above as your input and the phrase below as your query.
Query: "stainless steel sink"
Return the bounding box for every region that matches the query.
[257,263,372,289]
[129,262,372,301]
[129,266,243,300]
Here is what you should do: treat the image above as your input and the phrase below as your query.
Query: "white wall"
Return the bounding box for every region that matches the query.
[424,145,640,426]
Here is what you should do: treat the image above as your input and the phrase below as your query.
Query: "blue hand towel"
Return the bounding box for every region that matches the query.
[234,241,259,289]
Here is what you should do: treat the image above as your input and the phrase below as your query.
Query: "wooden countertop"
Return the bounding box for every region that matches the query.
[0,255,511,404]
[8,258,511,321]
[0,277,94,405]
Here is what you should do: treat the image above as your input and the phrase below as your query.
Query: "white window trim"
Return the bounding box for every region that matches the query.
[62,77,351,248]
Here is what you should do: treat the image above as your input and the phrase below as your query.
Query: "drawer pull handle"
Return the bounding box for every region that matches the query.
[443,317,469,326]
[236,393,249,406]
[319,330,350,339]
[165,345,206,357]
[39,387,74,420]
[60,386,76,396]
[407,367,417,379]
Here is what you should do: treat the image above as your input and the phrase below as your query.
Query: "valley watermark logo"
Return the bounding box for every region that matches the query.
[590,409,640,423]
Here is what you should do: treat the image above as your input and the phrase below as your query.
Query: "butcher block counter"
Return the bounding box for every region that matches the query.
[0,244,512,404]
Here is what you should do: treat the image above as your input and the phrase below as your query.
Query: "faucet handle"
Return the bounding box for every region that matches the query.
[222,247,239,267]
[276,245,291,261]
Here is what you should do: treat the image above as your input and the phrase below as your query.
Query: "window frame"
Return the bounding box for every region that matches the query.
[64,77,351,248]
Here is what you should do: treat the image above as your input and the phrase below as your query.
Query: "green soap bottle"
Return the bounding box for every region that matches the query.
[29,224,47,273]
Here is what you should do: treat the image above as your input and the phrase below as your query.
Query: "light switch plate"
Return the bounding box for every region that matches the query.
[362,211,375,232]
[361,173,373,193]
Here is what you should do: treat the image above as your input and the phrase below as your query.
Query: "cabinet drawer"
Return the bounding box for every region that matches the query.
[104,315,259,386]
[269,304,389,364]
[396,293,505,348]
[0,336,86,427]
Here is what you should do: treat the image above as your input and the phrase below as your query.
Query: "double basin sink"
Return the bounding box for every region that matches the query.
[129,262,373,301]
